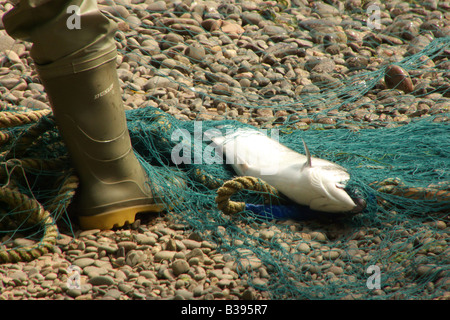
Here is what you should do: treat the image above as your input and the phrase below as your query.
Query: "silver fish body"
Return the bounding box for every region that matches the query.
[208,128,358,213]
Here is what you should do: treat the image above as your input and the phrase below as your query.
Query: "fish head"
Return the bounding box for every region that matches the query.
[301,140,363,213]
[306,165,359,212]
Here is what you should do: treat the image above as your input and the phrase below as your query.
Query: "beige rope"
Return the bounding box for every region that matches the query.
[0,109,78,264]
[0,109,51,129]
[0,187,58,263]
[371,178,450,203]
[216,176,284,215]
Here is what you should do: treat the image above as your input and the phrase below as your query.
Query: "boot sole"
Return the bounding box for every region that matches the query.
[78,203,165,230]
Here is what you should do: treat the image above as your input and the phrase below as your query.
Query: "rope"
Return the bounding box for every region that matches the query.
[0,110,51,129]
[0,187,58,263]
[3,114,56,160]
[370,178,450,214]
[46,173,78,217]
[0,131,11,146]
[0,109,78,264]
[215,176,284,215]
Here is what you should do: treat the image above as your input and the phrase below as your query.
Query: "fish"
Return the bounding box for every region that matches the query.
[207,127,363,213]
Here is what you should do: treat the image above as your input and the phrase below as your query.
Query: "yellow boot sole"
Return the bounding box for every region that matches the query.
[78,203,165,230]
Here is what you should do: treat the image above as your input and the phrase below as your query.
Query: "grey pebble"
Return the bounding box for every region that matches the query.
[154,250,176,262]
[88,275,115,286]
[67,288,82,298]
[72,258,95,269]
[171,259,190,276]
[134,234,156,245]
[147,0,167,12]
[182,239,202,249]
[104,288,123,300]
[118,241,137,252]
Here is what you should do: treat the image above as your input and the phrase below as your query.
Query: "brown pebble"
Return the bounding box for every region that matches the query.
[384,65,414,93]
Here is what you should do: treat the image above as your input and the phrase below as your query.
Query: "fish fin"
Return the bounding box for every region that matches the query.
[302,138,312,168]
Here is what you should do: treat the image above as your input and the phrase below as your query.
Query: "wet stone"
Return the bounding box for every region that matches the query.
[385,65,414,93]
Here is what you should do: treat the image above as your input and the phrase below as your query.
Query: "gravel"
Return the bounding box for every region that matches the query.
[1,0,449,300]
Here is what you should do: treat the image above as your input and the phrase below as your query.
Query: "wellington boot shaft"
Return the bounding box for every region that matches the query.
[40,60,164,229]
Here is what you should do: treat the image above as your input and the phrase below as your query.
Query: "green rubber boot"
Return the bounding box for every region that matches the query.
[3,0,169,230]
[40,59,165,230]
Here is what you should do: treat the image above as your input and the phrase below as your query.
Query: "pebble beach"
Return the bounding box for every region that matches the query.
[0,0,449,301]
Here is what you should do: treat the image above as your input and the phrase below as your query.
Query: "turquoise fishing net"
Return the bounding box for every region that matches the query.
[1,1,449,300]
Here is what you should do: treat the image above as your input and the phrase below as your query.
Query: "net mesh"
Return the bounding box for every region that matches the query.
[1,0,449,300]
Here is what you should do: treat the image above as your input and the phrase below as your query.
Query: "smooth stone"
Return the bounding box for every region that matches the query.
[233,251,262,272]
[181,239,202,249]
[162,33,184,49]
[134,234,157,245]
[144,76,179,90]
[0,34,16,52]
[241,12,263,25]
[117,241,137,251]
[384,65,414,93]
[255,108,274,118]
[44,272,58,281]
[220,21,245,34]
[262,25,287,37]
[28,83,45,92]
[328,266,344,275]
[67,288,82,298]
[298,243,311,254]
[117,69,134,82]
[13,238,36,247]
[0,50,21,64]
[72,258,95,268]
[84,266,108,278]
[175,289,194,300]
[212,83,232,96]
[170,23,204,35]
[313,2,340,18]
[78,229,100,237]
[171,259,190,276]
[185,42,206,61]
[323,250,341,260]
[88,275,115,286]
[154,250,176,262]
[309,232,327,242]
[201,19,222,32]
[147,0,167,12]
[140,270,156,280]
[118,283,133,294]
[125,250,147,267]
[186,248,205,262]
[241,288,255,300]
[9,271,28,284]
[104,288,122,300]
[265,42,300,58]
[0,76,26,90]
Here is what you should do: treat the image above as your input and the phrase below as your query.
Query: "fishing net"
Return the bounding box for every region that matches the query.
[1,0,449,300]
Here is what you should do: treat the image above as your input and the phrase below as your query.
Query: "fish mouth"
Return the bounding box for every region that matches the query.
[338,184,367,214]
[348,196,367,214]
